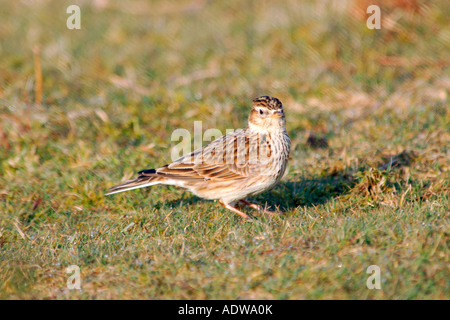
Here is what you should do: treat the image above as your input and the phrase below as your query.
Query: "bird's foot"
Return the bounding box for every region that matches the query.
[219,200,251,220]
[238,200,283,216]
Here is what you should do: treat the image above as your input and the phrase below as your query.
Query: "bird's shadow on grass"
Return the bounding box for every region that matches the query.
[255,172,356,212]
[156,171,356,213]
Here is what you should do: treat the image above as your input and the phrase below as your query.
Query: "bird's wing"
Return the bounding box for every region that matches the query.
[140,129,271,181]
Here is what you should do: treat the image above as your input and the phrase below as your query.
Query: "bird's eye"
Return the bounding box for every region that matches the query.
[259,109,264,115]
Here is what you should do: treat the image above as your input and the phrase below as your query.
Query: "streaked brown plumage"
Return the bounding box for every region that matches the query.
[106,96,290,219]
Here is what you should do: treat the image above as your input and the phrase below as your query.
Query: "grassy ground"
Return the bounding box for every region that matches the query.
[0,0,449,299]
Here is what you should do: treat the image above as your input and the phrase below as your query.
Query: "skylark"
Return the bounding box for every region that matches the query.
[106,96,291,219]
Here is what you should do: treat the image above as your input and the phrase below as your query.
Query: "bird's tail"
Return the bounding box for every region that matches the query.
[105,171,164,195]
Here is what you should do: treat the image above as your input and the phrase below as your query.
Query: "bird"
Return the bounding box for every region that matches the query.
[106,96,291,219]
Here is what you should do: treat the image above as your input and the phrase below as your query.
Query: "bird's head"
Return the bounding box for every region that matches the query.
[248,96,286,131]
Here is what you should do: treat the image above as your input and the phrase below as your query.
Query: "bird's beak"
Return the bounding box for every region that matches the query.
[271,110,283,118]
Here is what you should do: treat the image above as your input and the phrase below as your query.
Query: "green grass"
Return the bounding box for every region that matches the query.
[0,0,449,299]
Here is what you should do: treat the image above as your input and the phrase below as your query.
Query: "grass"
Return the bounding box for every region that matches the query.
[0,0,449,299]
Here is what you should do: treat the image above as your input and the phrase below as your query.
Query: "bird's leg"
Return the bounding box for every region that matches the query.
[239,199,282,216]
[219,200,250,220]
[239,199,263,211]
